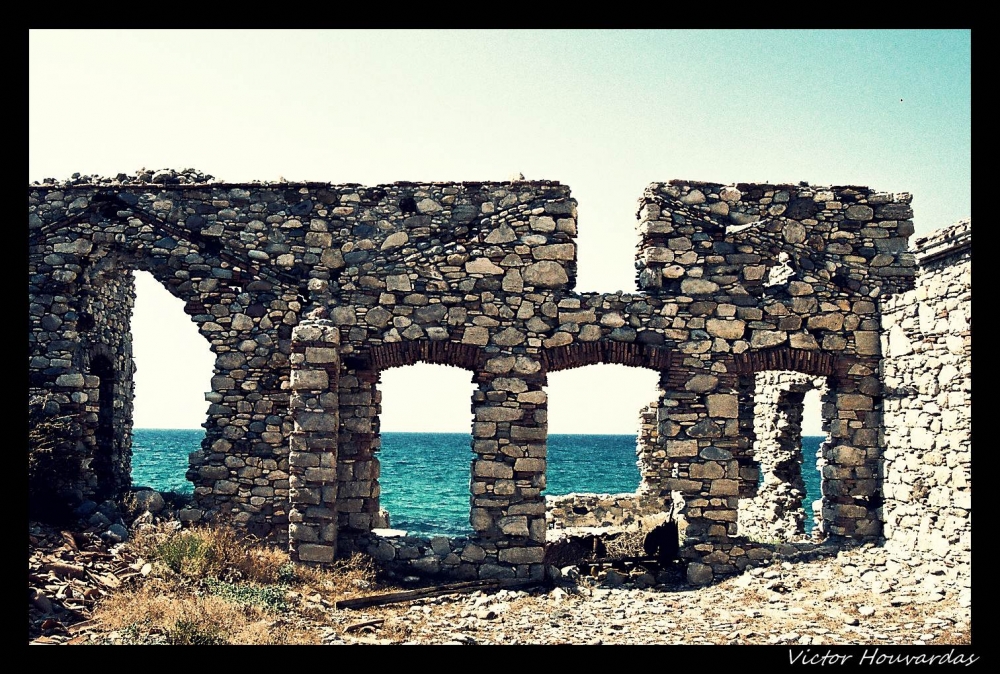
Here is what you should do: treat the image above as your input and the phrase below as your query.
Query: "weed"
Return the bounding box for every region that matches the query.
[168,619,228,645]
[156,531,212,576]
[135,523,292,583]
[204,579,289,612]
[93,580,318,645]
[293,551,381,600]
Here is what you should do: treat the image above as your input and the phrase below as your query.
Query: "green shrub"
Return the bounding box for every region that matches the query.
[204,578,289,612]
[155,531,214,577]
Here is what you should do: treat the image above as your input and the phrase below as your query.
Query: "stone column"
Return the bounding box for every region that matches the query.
[336,369,381,536]
[29,237,103,506]
[635,401,661,497]
[469,354,547,580]
[738,371,814,541]
[635,381,678,516]
[661,367,743,584]
[734,375,760,499]
[287,315,340,564]
[819,362,882,540]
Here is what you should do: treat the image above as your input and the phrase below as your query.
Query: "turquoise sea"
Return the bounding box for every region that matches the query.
[132,429,824,537]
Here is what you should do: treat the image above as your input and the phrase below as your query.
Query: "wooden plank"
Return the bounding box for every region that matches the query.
[345,618,386,633]
[335,578,538,610]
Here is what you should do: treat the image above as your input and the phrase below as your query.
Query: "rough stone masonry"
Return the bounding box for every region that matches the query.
[28,168,968,585]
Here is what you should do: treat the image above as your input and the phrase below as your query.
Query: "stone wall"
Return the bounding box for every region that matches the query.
[880,219,971,592]
[29,241,136,504]
[29,170,920,583]
[545,493,666,530]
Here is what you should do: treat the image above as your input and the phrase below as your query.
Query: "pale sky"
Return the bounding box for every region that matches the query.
[30,30,971,435]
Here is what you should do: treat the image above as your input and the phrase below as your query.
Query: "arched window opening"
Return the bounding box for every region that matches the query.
[376,362,474,537]
[130,270,214,494]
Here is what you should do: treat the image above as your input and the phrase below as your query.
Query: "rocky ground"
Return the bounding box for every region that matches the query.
[29,507,972,647]
[317,548,971,646]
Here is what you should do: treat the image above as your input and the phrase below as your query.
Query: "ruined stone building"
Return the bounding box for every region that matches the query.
[28,170,971,586]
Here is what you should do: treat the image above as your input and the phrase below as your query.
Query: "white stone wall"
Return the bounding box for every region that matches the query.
[881,219,970,592]
[545,492,666,530]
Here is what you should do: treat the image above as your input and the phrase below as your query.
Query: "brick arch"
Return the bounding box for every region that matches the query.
[366,341,483,373]
[729,346,839,377]
[540,341,676,374]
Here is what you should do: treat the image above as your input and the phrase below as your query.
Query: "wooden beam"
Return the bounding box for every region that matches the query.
[335,578,539,610]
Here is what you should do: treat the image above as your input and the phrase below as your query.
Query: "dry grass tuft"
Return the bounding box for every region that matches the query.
[94,579,318,645]
[292,552,381,601]
[130,523,292,584]
[737,588,770,606]
[90,524,391,644]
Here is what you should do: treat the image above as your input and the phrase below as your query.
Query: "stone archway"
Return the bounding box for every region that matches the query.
[30,174,918,582]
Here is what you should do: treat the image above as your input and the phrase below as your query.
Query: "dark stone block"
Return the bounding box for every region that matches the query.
[637,330,665,345]
[452,204,478,223]
[315,189,338,204]
[784,198,819,220]
[290,200,313,216]
[344,250,370,265]
[477,278,501,291]
[399,196,417,213]
[403,215,431,228]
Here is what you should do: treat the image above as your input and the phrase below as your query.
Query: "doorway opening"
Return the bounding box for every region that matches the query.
[130,270,213,494]
[89,353,118,499]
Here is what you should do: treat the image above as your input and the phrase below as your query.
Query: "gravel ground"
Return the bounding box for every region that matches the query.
[317,544,971,646]
[30,518,971,647]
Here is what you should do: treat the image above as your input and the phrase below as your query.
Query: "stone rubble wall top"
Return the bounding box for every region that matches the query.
[912,218,971,266]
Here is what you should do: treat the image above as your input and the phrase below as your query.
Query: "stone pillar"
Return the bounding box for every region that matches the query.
[734,375,760,499]
[287,316,340,564]
[469,354,547,580]
[636,401,661,497]
[336,370,381,536]
[661,367,743,584]
[819,362,881,540]
[636,382,676,515]
[737,371,815,541]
